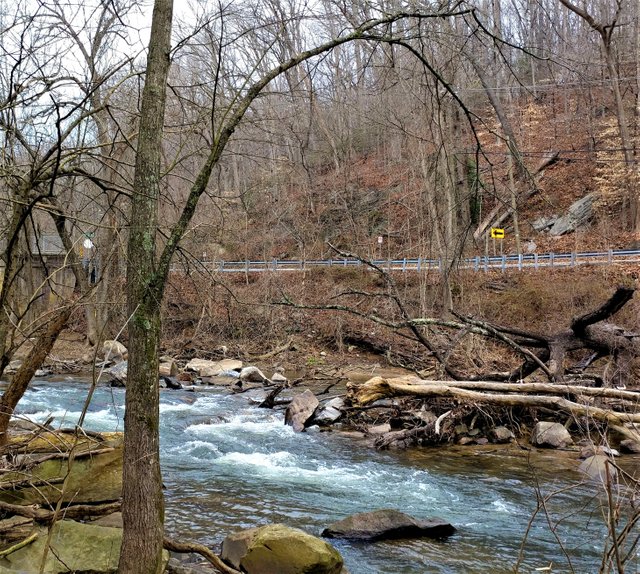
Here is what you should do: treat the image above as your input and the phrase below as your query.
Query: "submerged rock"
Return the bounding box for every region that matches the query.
[284,390,319,432]
[221,523,343,574]
[530,422,573,448]
[322,509,456,541]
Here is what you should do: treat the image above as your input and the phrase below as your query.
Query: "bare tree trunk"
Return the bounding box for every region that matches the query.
[118,0,173,571]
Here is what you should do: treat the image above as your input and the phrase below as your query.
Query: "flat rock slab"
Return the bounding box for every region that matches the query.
[322,509,456,541]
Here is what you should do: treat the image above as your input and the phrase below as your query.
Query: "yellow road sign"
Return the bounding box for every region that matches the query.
[490,227,505,239]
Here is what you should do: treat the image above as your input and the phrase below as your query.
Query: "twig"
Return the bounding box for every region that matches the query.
[0,532,38,557]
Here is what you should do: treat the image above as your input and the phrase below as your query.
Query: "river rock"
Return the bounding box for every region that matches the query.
[185,358,243,377]
[491,426,515,443]
[221,524,343,574]
[271,372,288,383]
[102,340,128,361]
[160,360,178,377]
[107,360,128,386]
[620,439,640,454]
[579,454,617,482]
[284,390,319,432]
[321,509,456,541]
[240,366,268,383]
[313,397,345,425]
[530,422,573,448]
[0,519,168,573]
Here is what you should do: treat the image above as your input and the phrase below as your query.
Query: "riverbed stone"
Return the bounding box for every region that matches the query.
[491,426,515,443]
[185,358,243,377]
[530,422,573,448]
[160,360,178,377]
[284,390,319,432]
[314,397,345,425]
[321,509,456,541]
[240,366,268,383]
[221,524,343,574]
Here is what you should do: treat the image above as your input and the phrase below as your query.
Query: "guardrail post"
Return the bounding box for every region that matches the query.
[402,258,406,272]
[608,249,613,264]
[571,252,576,267]
[501,255,506,273]
[329,259,333,267]
[534,253,538,270]
[518,254,523,271]
[219,261,224,272]
[245,260,249,273]
[483,256,488,273]
[550,252,554,267]
[474,256,479,272]
[417,257,421,272]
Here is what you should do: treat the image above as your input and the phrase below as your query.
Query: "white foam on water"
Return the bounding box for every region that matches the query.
[159,402,195,413]
[185,415,293,438]
[19,408,120,430]
[166,440,221,460]
[491,498,517,514]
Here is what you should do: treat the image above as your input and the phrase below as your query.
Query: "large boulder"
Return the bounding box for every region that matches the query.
[530,422,573,448]
[221,524,343,574]
[0,519,170,573]
[185,358,243,377]
[284,390,319,432]
[0,432,123,505]
[321,509,456,541]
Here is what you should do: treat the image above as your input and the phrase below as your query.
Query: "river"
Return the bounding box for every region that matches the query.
[16,378,636,573]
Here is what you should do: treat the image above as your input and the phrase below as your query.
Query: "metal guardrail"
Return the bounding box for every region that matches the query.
[172,249,640,274]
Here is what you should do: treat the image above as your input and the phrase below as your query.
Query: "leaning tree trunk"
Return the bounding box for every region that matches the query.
[0,305,73,445]
[118,0,173,572]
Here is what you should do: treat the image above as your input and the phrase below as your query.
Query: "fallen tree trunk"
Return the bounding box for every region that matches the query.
[351,376,640,427]
[0,500,121,523]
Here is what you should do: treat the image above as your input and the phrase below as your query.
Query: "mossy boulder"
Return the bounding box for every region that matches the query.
[0,519,170,573]
[0,432,123,505]
[221,524,343,574]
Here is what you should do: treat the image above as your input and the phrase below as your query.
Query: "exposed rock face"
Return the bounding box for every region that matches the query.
[221,524,343,574]
[159,360,178,377]
[530,422,573,448]
[0,520,170,573]
[185,358,243,377]
[548,194,595,236]
[284,390,319,432]
[322,509,456,541]
[107,361,127,386]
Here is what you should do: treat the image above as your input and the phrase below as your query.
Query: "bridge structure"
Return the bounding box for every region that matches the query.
[174,248,640,274]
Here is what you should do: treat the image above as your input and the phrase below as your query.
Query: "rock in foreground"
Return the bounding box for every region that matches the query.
[222,524,343,574]
[322,509,456,541]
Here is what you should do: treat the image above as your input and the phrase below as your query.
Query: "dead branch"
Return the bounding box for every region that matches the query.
[351,377,640,426]
[571,286,636,334]
[163,536,241,574]
[0,500,120,523]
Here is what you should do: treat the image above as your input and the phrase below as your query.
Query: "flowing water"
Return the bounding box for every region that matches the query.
[15,378,639,573]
